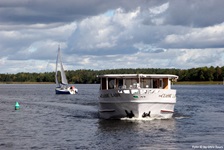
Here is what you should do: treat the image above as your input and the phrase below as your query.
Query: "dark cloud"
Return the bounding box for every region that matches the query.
[70,46,137,56]
[0,0,167,25]
[164,0,224,27]
[1,0,223,27]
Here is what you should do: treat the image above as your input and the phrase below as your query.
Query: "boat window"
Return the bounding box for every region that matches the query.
[152,79,164,89]
[153,79,159,88]
[141,78,152,88]
[117,79,123,88]
[159,79,163,89]
[163,78,169,89]
[125,79,131,89]
[125,79,137,89]
[101,78,107,90]
[140,78,145,88]
[132,79,137,86]
[108,78,115,89]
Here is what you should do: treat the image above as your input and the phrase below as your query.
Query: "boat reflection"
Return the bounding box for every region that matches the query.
[96,118,178,149]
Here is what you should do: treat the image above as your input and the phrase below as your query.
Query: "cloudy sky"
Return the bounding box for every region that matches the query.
[0,0,224,73]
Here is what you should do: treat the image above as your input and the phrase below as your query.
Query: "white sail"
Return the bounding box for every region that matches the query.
[59,49,68,85]
[55,46,68,86]
[55,47,59,86]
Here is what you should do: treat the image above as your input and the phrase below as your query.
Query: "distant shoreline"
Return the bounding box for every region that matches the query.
[0,81,223,85]
[174,81,223,85]
[0,82,55,84]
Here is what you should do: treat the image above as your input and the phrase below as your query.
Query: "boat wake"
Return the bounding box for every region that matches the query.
[173,111,191,119]
[120,115,190,121]
[120,117,163,121]
[174,116,191,119]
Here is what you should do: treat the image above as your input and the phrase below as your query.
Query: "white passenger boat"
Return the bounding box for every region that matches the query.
[97,74,178,119]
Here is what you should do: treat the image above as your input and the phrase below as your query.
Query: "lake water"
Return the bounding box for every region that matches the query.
[0,84,223,150]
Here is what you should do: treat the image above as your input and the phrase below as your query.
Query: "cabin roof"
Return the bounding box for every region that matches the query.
[97,74,178,79]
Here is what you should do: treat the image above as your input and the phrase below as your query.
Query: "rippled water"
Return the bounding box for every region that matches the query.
[0,84,223,149]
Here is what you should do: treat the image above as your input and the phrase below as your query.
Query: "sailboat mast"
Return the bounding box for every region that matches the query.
[55,46,60,86]
[58,47,68,85]
[55,45,69,86]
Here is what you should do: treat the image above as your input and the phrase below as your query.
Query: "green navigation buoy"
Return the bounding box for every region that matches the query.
[15,102,20,110]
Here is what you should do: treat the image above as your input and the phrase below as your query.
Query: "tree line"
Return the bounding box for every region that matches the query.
[0,66,223,83]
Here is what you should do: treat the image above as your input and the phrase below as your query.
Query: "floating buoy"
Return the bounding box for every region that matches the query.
[15,102,20,110]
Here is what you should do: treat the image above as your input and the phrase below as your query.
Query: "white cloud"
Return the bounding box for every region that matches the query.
[133,42,167,53]
[68,7,141,53]
[149,2,169,15]
[168,48,224,68]
[112,7,140,27]
[163,23,224,48]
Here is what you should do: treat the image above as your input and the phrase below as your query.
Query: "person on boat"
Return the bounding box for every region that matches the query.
[70,86,78,93]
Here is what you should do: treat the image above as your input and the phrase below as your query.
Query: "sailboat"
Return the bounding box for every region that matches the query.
[55,46,78,94]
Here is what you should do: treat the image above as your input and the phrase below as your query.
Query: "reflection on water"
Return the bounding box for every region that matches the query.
[97,119,177,149]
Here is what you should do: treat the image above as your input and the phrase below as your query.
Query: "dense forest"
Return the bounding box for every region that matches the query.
[0,66,224,84]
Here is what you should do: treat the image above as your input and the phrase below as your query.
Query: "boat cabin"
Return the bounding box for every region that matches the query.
[97,74,178,90]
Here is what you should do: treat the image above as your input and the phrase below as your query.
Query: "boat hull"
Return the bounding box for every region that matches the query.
[99,89,176,119]
[55,87,78,94]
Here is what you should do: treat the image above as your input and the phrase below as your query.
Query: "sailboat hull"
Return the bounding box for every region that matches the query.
[55,89,71,94]
[55,87,78,94]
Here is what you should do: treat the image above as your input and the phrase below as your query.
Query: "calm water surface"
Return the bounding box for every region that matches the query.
[0,84,223,150]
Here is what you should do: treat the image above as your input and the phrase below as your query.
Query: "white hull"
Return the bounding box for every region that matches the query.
[55,87,78,94]
[99,89,176,119]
